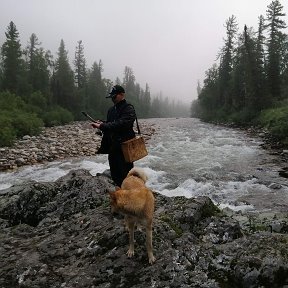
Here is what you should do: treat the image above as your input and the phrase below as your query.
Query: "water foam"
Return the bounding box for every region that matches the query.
[0,156,109,191]
[1,118,286,215]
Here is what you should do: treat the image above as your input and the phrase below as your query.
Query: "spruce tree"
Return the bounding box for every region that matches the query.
[281,35,288,98]
[73,40,87,118]
[265,0,287,101]
[25,33,51,96]
[142,83,151,118]
[123,66,136,102]
[1,21,23,94]
[86,60,107,119]
[52,39,75,112]
[218,15,238,110]
[255,15,268,108]
[198,64,219,119]
[74,40,86,89]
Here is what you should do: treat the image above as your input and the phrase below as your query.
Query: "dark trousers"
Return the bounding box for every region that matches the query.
[108,150,133,187]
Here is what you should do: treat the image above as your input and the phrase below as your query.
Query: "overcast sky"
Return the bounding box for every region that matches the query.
[0,0,287,104]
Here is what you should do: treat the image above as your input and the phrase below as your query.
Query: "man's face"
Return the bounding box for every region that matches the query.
[111,93,118,104]
[111,93,124,104]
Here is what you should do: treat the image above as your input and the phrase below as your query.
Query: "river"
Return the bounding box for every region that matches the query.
[1,118,287,222]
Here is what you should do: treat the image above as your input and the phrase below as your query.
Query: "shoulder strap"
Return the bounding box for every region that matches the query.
[135,114,141,135]
[126,103,141,135]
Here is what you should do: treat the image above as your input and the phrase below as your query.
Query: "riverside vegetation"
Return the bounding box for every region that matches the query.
[0,21,188,148]
[191,1,288,148]
[2,1,288,150]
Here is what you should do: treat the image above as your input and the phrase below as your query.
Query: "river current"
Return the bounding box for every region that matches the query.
[1,118,287,219]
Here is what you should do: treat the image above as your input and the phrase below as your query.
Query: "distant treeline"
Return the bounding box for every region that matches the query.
[0,21,189,147]
[191,0,288,146]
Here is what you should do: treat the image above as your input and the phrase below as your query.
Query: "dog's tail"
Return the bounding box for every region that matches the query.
[127,167,148,183]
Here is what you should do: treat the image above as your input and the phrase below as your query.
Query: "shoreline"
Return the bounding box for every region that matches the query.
[209,121,288,177]
[0,120,156,172]
[1,170,287,287]
[1,118,287,233]
[1,118,287,177]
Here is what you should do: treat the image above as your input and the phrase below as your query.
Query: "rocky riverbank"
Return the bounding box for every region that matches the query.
[244,126,288,179]
[0,119,288,287]
[212,122,288,178]
[0,169,287,288]
[0,121,156,172]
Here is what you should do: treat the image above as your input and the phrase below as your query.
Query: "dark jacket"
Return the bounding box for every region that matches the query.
[97,99,136,154]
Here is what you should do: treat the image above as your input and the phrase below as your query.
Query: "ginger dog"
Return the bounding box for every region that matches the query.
[109,167,156,264]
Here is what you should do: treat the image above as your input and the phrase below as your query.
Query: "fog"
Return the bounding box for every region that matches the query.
[0,0,282,104]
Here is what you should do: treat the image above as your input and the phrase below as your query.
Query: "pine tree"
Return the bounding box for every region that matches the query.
[149,95,161,117]
[218,15,238,110]
[52,39,75,112]
[255,15,268,107]
[243,25,263,112]
[0,58,3,89]
[123,66,136,102]
[74,40,86,89]
[281,34,288,98]
[73,40,87,119]
[198,64,219,119]
[1,21,23,94]
[265,0,287,101]
[25,33,51,96]
[196,80,202,96]
[142,83,151,118]
[86,60,107,119]
[230,33,246,111]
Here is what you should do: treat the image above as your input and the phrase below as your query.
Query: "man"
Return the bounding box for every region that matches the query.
[91,85,136,186]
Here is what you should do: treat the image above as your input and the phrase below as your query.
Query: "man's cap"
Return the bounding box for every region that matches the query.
[106,85,125,98]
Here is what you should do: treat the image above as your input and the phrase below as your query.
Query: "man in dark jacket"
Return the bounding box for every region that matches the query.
[91,85,136,186]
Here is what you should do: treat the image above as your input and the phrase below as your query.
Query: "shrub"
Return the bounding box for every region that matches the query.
[24,91,48,116]
[0,114,16,147]
[11,111,44,137]
[0,92,44,147]
[43,106,74,127]
[0,91,26,111]
[26,91,47,109]
[0,127,16,147]
[229,108,258,126]
[257,106,288,140]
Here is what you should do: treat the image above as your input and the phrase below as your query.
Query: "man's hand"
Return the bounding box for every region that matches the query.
[91,121,102,129]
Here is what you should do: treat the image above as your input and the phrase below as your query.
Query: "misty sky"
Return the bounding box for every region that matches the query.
[0,0,286,104]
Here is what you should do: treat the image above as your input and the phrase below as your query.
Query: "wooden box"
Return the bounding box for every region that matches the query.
[121,136,148,162]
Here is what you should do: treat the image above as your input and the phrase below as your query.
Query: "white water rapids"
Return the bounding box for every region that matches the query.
[1,118,287,219]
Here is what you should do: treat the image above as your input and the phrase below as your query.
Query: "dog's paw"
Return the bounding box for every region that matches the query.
[126,249,134,258]
[148,255,156,264]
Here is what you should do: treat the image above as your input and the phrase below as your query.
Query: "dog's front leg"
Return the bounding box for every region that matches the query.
[146,222,156,264]
[126,219,135,258]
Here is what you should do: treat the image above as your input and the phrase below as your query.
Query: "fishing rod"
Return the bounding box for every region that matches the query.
[81,111,98,123]
[81,111,103,136]
[81,111,151,137]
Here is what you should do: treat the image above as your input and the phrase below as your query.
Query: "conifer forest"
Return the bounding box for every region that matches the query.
[0,22,188,147]
[191,0,288,146]
[1,0,288,147]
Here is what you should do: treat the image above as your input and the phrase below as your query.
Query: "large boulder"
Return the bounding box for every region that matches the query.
[0,170,287,288]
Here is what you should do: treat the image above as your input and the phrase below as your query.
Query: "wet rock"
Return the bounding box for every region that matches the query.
[0,170,287,288]
[22,135,31,140]
[279,169,288,178]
